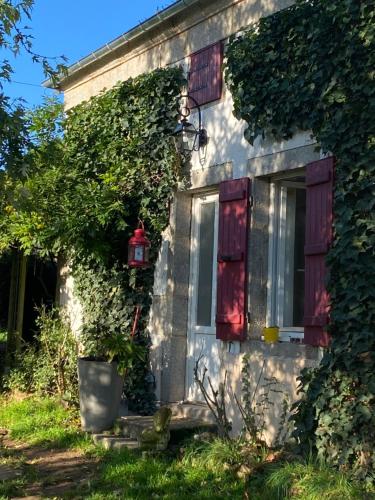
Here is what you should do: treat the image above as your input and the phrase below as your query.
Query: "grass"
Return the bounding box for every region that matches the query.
[266,459,363,499]
[0,394,89,450]
[247,459,373,500]
[77,447,244,499]
[0,395,373,499]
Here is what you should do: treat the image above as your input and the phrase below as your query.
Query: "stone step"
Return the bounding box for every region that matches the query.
[115,414,217,441]
[92,434,139,451]
[169,402,215,422]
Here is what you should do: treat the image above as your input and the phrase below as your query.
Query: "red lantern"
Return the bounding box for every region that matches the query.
[128,225,151,268]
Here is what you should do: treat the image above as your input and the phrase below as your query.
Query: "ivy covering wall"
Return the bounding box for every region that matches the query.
[63,67,184,412]
[224,0,375,478]
[0,67,185,412]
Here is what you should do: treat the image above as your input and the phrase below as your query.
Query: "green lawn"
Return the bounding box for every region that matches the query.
[0,395,373,499]
[0,395,88,450]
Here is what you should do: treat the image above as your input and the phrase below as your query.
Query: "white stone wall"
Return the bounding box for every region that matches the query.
[223,343,318,442]
[57,263,82,334]
[188,87,315,180]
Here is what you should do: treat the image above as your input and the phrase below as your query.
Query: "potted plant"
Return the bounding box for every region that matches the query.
[77,328,144,433]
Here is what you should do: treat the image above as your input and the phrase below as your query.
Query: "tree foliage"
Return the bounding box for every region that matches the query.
[225,0,375,479]
[0,1,66,173]
[0,96,65,254]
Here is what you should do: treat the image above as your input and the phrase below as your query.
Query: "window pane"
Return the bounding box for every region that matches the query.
[283,189,296,327]
[283,186,306,328]
[293,189,306,326]
[196,202,215,326]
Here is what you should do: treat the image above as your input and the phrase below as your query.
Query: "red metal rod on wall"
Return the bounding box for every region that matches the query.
[131,305,141,338]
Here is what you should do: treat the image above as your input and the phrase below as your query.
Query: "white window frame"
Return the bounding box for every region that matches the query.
[188,192,219,336]
[267,173,306,342]
[185,191,220,401]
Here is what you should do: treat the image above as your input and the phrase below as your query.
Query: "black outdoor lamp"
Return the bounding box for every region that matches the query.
[173,94,208,155]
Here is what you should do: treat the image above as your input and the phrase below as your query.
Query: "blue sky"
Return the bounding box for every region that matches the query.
[3,0,176,108]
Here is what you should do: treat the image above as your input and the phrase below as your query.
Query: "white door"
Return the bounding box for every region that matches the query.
[186,193,221,402]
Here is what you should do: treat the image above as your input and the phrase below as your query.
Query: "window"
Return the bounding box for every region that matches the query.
[267,158,334,346]
[190,193,219,332]
[196,200,216,326]
[188,42,223,107]
[267,174,306,342]
[186,193,220,402]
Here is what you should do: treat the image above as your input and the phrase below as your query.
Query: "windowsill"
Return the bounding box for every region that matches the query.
[260,328,304,344]
[248,339,321,361]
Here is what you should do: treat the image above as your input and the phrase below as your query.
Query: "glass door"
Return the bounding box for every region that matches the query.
[186,193,220,401]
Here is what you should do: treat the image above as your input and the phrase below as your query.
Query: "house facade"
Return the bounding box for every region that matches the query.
[54,0,333,439]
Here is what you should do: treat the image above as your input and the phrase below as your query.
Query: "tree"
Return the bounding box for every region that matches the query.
[0,1,66,358]
[0,96,65,255]
[0,0,66,173]
[0,1,67,251]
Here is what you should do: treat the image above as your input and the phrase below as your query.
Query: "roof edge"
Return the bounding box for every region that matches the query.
[44,0,200,89]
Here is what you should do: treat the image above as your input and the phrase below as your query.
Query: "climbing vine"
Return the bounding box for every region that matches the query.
[225,0,375,478]
[0,67,185,412]
[64,67,184,412]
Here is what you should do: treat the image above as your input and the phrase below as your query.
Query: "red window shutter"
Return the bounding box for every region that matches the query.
[216,178,251,341]
[304,157,334,346]
[188,42,223,107]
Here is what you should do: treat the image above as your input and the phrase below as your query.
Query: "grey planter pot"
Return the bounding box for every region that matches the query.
[78,358,124,433]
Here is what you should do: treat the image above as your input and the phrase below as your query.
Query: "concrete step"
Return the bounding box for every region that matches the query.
[169,402,215,423]
[116,414,217,441]
[92,434,139,451]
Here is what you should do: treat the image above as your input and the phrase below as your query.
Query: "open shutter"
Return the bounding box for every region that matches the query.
[188,42,223,107]
[304,157,334,346]
[216,178,251,341]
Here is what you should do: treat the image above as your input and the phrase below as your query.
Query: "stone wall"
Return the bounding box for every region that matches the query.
[223,341,320,441]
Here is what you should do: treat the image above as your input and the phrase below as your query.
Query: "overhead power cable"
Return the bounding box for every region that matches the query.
[9,80,45,88]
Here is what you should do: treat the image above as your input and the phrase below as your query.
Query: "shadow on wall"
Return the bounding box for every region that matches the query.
[148,295,170,403]
[183,341,318,444]
[247,178,270,338]
[57,261,83,335]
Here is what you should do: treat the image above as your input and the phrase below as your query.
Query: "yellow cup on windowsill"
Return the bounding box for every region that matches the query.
[263,326,279,343]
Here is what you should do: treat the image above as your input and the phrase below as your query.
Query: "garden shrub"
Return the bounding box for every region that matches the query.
[3,344,40,394]
[4,307,78,403]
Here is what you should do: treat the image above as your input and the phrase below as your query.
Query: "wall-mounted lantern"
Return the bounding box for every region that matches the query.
[128,222,151,268]
[173,94,208,155]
